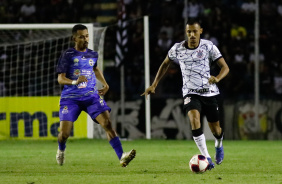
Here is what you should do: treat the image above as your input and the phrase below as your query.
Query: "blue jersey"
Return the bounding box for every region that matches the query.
[57,48,98,98]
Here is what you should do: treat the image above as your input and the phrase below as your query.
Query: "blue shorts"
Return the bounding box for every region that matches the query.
[59,93,111,123]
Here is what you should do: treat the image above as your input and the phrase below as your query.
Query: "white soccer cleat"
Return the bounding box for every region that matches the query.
[56,148,65,166]
[120,149,136,167]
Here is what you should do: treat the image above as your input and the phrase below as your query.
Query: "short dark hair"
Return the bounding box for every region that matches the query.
[72,24,88,35]
[186,18,201,26]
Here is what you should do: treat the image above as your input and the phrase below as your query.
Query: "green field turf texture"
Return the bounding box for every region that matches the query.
[0,139,281,184]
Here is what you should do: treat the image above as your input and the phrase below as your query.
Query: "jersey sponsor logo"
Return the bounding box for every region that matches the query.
[184,97,191,105]
[81,56,87,60]
[62,106,68,114]
[89,59,94,66]
[188,88,209,93]
[74,69,81,76]
[74,58,79,66]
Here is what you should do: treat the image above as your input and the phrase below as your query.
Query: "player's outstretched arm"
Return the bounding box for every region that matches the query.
[141,56,172,100]
[58,73,88,85]
[93,67,109,96]
[208,57,230,84]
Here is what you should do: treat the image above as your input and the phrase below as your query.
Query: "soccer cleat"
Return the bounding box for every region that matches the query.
[215,146,224,165]
[120,149,136,167]
[56,148,65,166]
[207,157,215,170]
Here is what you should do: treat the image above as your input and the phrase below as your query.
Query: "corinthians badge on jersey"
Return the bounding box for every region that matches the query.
[196,50,204,58]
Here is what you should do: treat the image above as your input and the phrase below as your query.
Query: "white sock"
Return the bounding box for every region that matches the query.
[193,134,211,158]
[215,136,223,148]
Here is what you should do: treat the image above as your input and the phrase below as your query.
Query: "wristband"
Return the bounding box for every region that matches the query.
[72,80,77,85]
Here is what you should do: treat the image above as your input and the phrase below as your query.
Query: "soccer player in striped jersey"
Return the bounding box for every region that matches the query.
[56,24,136,167]
[142,19,229,170]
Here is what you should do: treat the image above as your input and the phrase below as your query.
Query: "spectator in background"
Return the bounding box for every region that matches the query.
[182,0,204,19]
[159,18,174,40]
[161,0,178,24]
[5,0,21,23]
[234,47,246,64]
[261,0,276,18]
[203,32,219,46]
[241,0,256,13]
[274,75,282,96]
[259,64,274,97]
[0,0,6,22]
[240,0,256,28]
[58,0,79,23]
[157,31,172,54]
[278,0,282,16]
[230,23,247,40]
[19,0,36,23]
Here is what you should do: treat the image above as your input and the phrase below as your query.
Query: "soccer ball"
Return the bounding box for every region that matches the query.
[189,154,209,173]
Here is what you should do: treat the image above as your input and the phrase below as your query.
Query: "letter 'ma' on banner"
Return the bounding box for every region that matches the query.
[0,97,87,140]
[10,112,48,137]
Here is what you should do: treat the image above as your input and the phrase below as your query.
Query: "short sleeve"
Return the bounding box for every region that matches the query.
[56,51,70,74]
[168,44,177,61]
[210,44,222,62]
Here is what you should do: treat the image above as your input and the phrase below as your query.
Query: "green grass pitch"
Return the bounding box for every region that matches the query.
[0,139,281,184]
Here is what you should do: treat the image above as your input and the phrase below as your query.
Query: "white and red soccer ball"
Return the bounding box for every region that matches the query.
[189,154,209,173]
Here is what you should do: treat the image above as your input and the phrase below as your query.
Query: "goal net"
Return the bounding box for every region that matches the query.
[0,24,106,139]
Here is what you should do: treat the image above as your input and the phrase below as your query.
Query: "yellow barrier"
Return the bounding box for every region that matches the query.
[0,97,87,140]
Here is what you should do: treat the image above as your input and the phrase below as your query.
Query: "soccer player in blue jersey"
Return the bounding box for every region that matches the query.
[56,24,136,167]
[142,19,229,170]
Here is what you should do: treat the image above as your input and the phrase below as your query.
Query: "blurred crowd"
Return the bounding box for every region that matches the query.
[0,0,282,101]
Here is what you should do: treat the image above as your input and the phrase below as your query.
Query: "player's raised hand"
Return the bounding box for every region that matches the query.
[208,76,219,84]
[77,75,88,84]
[98,84,109,96]
[141,86,156,100]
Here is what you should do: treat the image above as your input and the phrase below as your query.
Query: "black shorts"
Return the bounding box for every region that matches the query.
[183,94,219,122]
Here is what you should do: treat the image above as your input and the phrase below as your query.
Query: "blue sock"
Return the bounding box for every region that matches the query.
[58,140,66,151]
[109,137,123,160]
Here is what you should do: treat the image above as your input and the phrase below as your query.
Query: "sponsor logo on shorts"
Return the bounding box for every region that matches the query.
[99,96,104,106]
[62,106,68,114]
[184,97,191,105]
